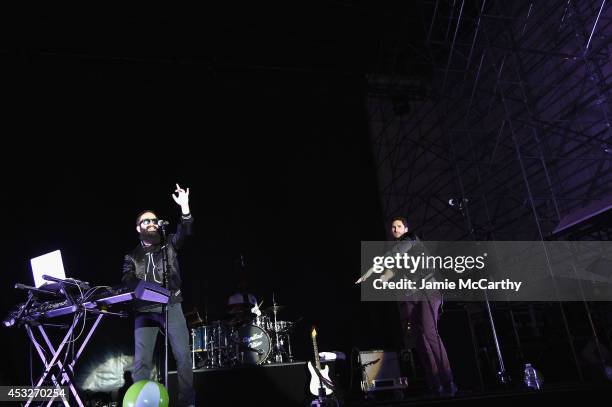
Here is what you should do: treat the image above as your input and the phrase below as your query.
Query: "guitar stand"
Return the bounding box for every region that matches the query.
[310,366,339,407]
[311,397,339,406]
[24,310,105,407]
[311,392,340,407]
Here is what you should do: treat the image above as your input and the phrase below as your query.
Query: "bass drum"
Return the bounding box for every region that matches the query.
[233,324,271,365]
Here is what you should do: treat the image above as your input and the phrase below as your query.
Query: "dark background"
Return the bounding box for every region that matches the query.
[0,7,403,386]
[2,3,610,397]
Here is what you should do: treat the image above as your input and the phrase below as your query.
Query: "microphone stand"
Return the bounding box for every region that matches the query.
[457,201,509,387]
[159,223,170,388]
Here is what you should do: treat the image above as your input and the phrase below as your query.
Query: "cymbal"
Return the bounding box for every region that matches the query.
[187,318,204,328]
[188,310,229,326]
[184,310,199,317]
[263,304,286,314]
[185,309,204,328]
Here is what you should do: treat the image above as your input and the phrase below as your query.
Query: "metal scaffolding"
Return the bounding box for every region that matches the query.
[367,0,612,387]
[368,0,612,241]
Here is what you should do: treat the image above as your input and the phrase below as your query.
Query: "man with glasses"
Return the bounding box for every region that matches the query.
[122,184,195,407]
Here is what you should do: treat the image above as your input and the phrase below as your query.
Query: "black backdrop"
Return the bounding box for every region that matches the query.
[0,51,398,387]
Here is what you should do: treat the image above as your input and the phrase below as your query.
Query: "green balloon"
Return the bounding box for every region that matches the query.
[123,380,169,407]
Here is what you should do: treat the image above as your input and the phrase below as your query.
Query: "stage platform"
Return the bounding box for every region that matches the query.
[349,383,612,407]
[169,361,311,406]
[169,363,612,406]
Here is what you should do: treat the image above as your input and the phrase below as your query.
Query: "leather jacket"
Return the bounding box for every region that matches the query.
[122,215,194,309]
[392,232,440,302]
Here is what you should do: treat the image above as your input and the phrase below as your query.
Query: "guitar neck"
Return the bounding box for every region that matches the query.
[311,330,321,370]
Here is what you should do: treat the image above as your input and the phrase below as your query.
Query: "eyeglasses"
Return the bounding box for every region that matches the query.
[140,218,159,226]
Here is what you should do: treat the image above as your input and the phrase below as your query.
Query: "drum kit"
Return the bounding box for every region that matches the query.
[186,299,297,369]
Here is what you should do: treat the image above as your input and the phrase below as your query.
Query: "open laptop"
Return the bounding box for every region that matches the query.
[30,250,66,288]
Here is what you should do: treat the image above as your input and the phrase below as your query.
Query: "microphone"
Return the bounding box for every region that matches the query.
[157,220,170,227]
[449,198,469,209]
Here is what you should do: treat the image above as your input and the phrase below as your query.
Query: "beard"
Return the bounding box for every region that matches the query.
[139,229,161,245]
[395,231,410,241]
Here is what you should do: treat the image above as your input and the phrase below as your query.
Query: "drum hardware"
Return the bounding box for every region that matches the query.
[270,292,284,363]
[189,295,299,368]
[190,319,233,368]
[253,314,270,330]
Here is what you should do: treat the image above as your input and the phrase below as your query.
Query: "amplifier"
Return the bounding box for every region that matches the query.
[358,350,408,392]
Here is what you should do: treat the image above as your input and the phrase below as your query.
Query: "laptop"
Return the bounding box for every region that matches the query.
[30,250,66,288]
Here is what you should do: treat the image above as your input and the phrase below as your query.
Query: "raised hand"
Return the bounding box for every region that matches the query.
[172,183,190,211]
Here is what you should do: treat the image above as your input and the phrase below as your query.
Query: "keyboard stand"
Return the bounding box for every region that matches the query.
[24,311,104,407]
[4,281,170,406]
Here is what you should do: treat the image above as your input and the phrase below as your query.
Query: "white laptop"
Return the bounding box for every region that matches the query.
[30,250,66,288]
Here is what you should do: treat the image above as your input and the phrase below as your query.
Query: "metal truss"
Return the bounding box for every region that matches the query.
[368,0,612,241]
[367,0,612,387]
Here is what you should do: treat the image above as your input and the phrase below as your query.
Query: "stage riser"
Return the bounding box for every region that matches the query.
[168,362,310,406]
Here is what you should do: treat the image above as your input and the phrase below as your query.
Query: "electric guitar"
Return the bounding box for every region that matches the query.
[307,326,333,396]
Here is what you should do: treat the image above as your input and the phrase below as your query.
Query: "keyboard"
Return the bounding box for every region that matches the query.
[4,281,170,324]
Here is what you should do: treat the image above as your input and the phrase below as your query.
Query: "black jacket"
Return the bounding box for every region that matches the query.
[391,232,440,301]
[122,215,194,307]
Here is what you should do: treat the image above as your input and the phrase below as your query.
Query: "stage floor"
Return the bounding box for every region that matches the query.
[169,363,612,406]
[349,383,612,407]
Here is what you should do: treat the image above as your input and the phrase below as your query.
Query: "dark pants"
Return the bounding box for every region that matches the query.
[133,302,195,407]
[403,294,453,390]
